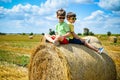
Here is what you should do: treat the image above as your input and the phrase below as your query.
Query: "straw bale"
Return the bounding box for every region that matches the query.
[83,36,102,44]
[29,38,116,80]
[29,36,33,39]
[109,36,117,43]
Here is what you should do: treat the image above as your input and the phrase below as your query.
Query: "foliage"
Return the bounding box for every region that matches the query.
[107,31,111,36]
[22,33,26,35]
[83,32,89,36]
[29,32,33,35]
[78,33,82,36]
[49,29,55,35]
[89,31,94,36]
[83,32,94,36]
[41,33,45,35]
[0,32,6,35]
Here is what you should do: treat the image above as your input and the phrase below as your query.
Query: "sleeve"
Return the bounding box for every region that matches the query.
[64,23,70,32]
[69,24,74,32]
[55,24,58,33]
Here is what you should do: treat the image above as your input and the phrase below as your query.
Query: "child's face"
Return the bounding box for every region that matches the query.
[57,16,65,22]
[68,17,77,23]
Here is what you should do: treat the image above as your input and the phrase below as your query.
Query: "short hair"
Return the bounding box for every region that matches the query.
[56,8,66,16]
[67,12,76,18]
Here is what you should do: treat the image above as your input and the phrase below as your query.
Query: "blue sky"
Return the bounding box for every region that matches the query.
[0,0,120,34]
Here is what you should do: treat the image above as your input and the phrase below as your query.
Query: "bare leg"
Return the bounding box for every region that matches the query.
[44,34,54,43]
[84,42,98,52]
[54,35,64,42]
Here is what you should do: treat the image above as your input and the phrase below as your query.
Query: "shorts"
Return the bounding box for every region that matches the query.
[51,36,69,44]
[69,38,85,45]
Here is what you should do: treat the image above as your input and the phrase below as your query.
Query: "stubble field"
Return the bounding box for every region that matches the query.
[0,34,120,80]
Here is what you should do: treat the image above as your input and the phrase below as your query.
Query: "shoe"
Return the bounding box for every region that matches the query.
[53,41,60,46]
[46,39,49,42]
[85,38,90,43]
[98,48,104,54]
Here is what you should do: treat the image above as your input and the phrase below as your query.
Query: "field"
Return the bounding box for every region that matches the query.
[0,34,120,80]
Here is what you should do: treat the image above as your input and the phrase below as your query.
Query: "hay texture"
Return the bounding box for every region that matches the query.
[109,36,117,43]
[29,36,116,80]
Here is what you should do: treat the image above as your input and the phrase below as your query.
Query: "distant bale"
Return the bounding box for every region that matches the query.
[98,35,101,38]
[83,36,102,44]
[29,36,33,39]
[29,38,116,80]
[109,36,117,43]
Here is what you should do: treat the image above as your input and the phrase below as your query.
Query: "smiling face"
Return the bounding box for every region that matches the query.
[66,12,77,23]
[57,15,65,22]
[67,17,77,23]
[56,9,66,23]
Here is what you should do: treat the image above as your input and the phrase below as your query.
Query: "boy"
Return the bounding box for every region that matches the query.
[67,12,104,54]
[45,9,71,45]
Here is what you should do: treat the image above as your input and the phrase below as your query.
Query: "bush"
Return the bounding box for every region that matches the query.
[89,32,94,36]
[22,33,26,35]
[41,33,45,35]
[0,32,6,35]
[78,33,82,36]
[49,31,55,35]
[107,31,111,36]
[83,32,89,36]
[30,32,33,35]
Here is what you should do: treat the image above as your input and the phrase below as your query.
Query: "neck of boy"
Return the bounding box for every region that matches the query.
[59,21,64,24]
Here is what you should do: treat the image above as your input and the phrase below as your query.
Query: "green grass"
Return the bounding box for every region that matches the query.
[0,49,29,67]
[0,34,43,68]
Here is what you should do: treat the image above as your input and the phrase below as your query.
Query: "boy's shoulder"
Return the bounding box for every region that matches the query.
[56,22,68,26]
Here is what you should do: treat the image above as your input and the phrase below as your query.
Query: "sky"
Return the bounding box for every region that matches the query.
[0,0,120,34]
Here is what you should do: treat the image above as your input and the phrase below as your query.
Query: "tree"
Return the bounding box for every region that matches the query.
[89,32,94,36]
[83,32,89,36]
[107,31,111,36]
[0,32,6,35]
[41,33,45,35]
[49,29,55,35]
[22,33,26,35]
[78,33,82,36]
[30,32,33,35]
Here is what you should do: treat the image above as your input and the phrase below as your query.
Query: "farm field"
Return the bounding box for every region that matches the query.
[0,34,120,80]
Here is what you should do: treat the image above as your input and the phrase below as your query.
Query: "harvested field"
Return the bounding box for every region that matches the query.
[29,36,117,80]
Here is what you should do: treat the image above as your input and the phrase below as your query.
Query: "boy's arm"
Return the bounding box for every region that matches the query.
[72,32,81,39]
[63,31,71,37]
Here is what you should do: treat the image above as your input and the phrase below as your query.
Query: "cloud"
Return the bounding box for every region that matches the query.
[84,10,108,21]
[80,10,120,33]
[0,0,95,20]
[71,0,94,4]
[98,0,120,11]
[1,0,119,33]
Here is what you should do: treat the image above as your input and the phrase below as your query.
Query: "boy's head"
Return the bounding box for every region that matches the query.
[67,12,77,23]
[56,8,66,22]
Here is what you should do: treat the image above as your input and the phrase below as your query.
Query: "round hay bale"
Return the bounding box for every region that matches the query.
[83,36,102,44]
[29,42,116,80]
[109,36,117,43]
[29,36,33,39]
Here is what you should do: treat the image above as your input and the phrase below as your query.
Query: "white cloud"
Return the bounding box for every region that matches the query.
[84,10,108,21]
[71,0,94,4]
[98,0,120,11]
[0,0,119,33]
[80,10,120,33]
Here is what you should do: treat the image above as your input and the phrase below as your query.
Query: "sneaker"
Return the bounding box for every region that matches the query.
[85,38,90,43]
[46,39,49,42]
[98,48,104,54]
[53,41,60,46]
